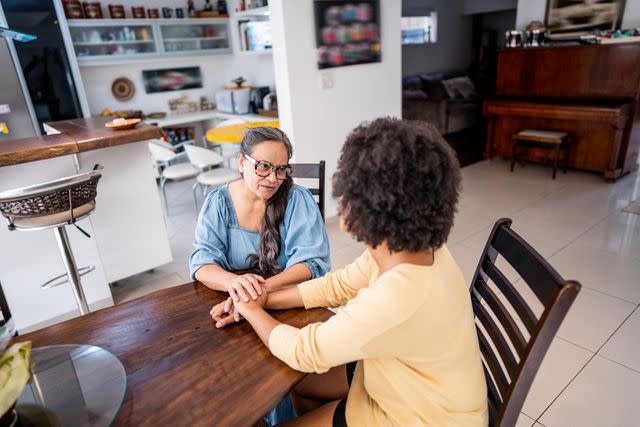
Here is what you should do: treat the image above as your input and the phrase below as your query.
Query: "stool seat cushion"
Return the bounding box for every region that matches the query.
[197,168,240,187]
[516,130,568,143]
[162,163,200,180]
[11,201,95,230]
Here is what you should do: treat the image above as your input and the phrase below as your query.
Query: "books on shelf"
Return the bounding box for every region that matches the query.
[238,20,272,51]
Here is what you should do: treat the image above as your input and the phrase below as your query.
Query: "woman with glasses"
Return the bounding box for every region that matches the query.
[190,126,330,302]
[190,126,330,425]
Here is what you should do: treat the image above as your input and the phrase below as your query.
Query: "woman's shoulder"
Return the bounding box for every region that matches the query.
[288,184,315,203]
[202,185,232,216]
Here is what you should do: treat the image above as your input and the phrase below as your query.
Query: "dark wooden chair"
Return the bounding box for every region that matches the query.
[290,161,325,221]
[469,218,581,426]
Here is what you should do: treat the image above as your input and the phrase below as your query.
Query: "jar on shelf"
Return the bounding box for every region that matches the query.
[63,0,84,19]
[82,2,103,19]
[148,8,159,18]
[131,6,145,18]
[108,4,125,19]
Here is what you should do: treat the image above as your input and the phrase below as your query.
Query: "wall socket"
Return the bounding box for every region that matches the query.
[319,71,334,90]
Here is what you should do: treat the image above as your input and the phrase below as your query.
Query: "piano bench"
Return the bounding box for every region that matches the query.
[511,130,570,179]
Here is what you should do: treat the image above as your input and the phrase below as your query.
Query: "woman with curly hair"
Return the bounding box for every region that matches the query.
[210,118,488,426]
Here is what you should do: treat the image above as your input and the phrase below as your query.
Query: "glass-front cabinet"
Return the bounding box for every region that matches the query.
[67,19,230,65]
[160,21,230,54]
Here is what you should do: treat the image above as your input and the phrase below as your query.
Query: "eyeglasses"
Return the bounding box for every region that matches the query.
[244,154,293,180]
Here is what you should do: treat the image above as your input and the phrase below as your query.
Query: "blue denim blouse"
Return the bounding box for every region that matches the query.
[189,184,330,279]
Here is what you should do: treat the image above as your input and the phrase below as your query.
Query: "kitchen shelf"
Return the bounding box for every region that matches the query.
[67,18,231,65]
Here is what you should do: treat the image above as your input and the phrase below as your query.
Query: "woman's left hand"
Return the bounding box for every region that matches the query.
[210,292,267,328]
[210,297,242,328]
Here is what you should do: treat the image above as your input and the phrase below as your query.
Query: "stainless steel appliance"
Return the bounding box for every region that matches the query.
[0,24,39,140]
[1,0,89,135]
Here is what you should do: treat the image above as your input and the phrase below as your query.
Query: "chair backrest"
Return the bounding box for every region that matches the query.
[184,144,225,169]
[290,161,325,221]
[148,141,178,163]
[469,218,580,427]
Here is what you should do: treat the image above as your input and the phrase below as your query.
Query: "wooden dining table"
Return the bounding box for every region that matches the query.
[13,282,332,426]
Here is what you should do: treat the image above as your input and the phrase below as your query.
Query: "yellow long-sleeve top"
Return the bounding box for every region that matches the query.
[268,246,488,426]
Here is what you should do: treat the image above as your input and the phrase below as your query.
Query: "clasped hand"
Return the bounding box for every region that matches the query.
[210,289,267,328]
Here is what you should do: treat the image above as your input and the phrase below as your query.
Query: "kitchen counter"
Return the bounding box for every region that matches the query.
[0,117,162,167]
[0,116,171,332]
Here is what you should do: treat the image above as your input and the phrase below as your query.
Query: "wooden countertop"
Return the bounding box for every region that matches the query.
[0,117,163,167]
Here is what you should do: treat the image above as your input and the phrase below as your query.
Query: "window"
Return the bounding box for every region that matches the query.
[401,12,437,45]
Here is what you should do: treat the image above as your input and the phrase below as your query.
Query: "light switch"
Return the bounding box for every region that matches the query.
[319,71,334,90]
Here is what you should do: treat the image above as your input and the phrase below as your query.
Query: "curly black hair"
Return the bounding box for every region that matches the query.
[333,117,461,252]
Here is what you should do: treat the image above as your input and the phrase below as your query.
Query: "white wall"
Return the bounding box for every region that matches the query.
[515,0,640,30]
[270,0,402,218]
[402,0,473,77]
[80,55,275,115]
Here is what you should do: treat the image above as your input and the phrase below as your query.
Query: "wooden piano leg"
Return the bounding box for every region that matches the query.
[485,118,495,159]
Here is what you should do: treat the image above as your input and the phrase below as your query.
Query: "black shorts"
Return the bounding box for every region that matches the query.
[332,362,357,427]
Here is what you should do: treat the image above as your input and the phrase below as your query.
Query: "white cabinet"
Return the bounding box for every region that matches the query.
[67,18,231,65]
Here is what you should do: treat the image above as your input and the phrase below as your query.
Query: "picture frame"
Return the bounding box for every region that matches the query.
[142,67,203,94]
[313,0,381,69]
[545,0,626,37]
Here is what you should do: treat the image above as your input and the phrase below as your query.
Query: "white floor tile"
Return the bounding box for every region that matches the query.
[553,288,635,353]
[600,307,640,372]
[515,413,536,427]
[576,212,640,260]
[549,241,640,304]
[539,355,640,427]
[521,337,593,419]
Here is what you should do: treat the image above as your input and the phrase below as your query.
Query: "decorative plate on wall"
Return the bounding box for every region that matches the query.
[111,77,136,102]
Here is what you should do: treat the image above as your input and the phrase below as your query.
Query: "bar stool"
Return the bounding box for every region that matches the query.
[0,165,104,316]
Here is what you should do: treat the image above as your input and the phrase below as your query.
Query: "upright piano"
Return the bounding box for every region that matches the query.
[483,42,640,180]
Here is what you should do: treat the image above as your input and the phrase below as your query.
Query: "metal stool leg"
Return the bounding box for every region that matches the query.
[511,139,518,172]
[53,226,90,315]
[160,176,170,216]
[192,181,200,212]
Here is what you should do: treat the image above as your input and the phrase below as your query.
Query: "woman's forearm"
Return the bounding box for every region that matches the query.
[265,285,304,310]
[265,263,311,291]
[194,264,237,292]
[241,306,282,347]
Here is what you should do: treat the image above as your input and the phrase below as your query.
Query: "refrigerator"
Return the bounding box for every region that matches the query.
[0,0,88,139]
[0,36,39,140]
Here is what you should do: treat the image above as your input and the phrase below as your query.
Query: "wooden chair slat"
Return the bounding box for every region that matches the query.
[473,285,522,371]
[492,227,563,305]
[483,259,538,333]
[475,320,510,399]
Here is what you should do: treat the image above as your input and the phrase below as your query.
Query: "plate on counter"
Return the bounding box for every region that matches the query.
[105,118,141,130]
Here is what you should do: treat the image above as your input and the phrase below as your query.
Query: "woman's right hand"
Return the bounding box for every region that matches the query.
[226,273,266,302]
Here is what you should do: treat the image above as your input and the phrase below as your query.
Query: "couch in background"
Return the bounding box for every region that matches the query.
[402,72,481,136]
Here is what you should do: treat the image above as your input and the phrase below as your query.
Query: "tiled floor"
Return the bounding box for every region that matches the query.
[112,159,640,426]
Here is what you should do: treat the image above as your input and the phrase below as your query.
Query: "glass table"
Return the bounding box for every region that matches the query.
[14,345,126,427]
